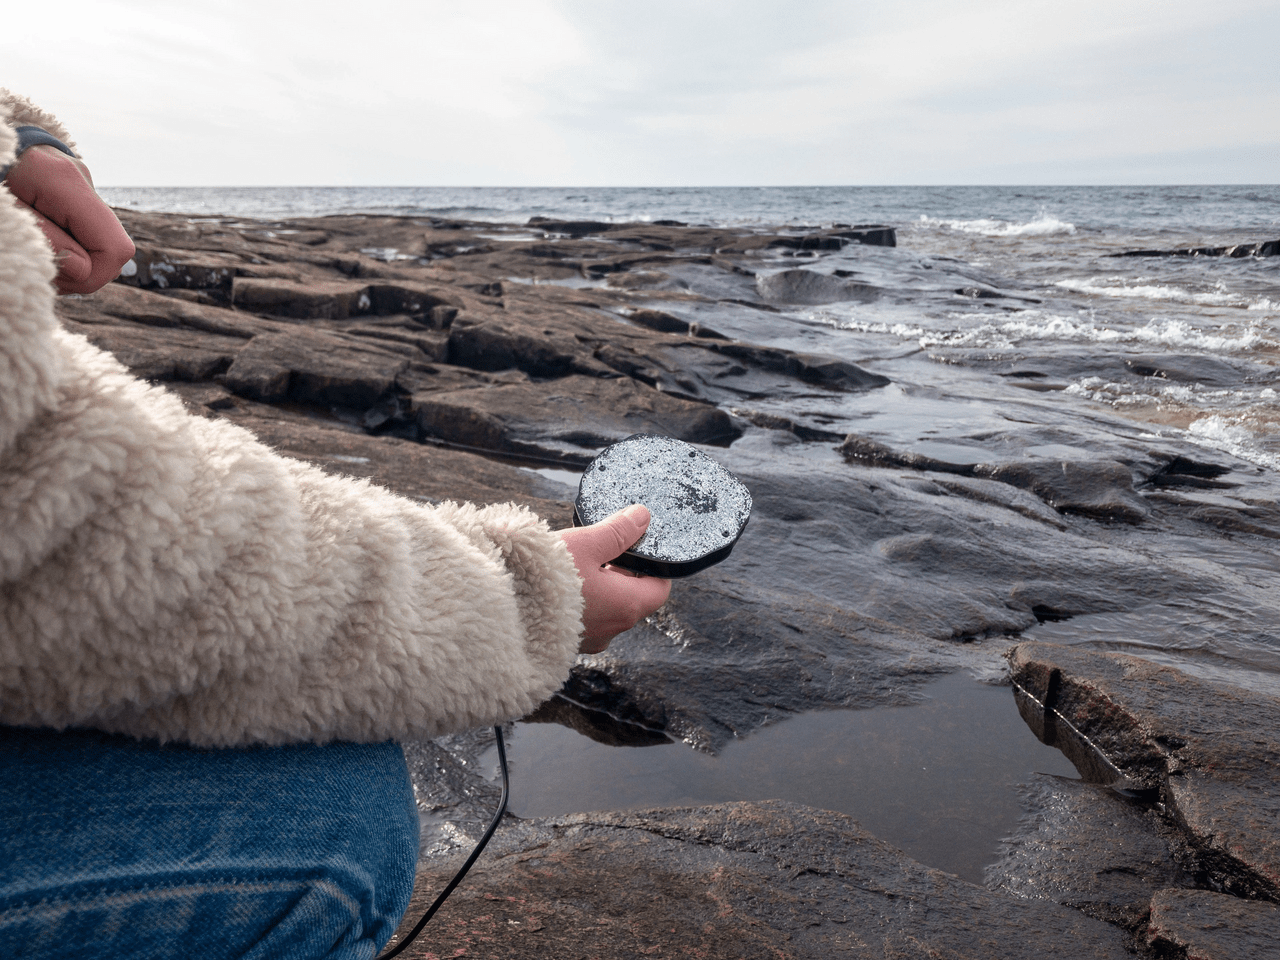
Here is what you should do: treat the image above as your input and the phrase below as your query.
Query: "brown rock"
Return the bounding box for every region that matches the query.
[60,282,280,340]
[412,374,742,463]
[389,801,1131,959]
[1008,642,1280,901]
[1147,888,1280,959]
[119,243,238,292]
[223,330,409,407]
[447,319,581,377]
[232,277,372,319]
[64,319,240,383]
[365,280,462,317]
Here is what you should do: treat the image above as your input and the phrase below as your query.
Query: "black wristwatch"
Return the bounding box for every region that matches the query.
[1,125,78,179]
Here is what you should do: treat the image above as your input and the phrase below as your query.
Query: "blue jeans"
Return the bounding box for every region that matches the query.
[0,726,419,959]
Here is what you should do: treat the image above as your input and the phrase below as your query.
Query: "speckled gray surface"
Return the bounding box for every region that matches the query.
[576,435,752,564]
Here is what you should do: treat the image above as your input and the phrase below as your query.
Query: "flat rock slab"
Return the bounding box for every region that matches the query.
[986,774,1186,930]
[1146,888,1280,959]
[1008,642,1280,900]
[224,330,410,407]
[412,374,741,463]
[232,276,374,319]
[976,459,1151,524]
[390,801,1131,959]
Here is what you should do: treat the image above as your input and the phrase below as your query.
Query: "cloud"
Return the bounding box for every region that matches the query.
[2,0,1275,184]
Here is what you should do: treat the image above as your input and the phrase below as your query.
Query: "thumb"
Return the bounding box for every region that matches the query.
[583,504,651,566]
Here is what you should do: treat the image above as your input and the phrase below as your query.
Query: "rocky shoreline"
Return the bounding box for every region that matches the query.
[63,209,1280,957]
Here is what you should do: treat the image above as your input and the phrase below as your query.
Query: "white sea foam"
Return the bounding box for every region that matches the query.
[910,311,1274,353]
[821,317,929,339]
[1065,377,1254,408]
[1186,415,1280,471]
[919,211,1076,237]
[1056,276,1279,312]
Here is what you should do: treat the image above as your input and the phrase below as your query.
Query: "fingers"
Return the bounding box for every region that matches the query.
[577,563,672,655]
[5,146,135,295]
[12,197,93,283]
[559,504,671,654]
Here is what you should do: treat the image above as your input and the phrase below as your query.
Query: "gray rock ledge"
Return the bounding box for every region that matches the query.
[391,800,1132,959]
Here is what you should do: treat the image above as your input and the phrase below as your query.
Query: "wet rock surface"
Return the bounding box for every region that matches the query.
[1111,238,1280,258]
[986,774,1188,931]
[61,209,1280,953]
[1146,888,1280,959]
[388,801,1132,959]
[1009,642,1280,904]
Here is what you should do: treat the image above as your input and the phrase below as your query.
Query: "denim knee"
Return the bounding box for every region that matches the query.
[0,727,419,960]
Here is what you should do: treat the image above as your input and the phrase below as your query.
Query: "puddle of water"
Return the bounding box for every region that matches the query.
[503,672,1079,884]
[524,466,584,489]
[504,275,609,289]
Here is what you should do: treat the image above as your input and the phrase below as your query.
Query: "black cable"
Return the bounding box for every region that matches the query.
[377,725,510,960]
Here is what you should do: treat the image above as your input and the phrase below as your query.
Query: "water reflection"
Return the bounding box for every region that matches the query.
[503,672,1078,884]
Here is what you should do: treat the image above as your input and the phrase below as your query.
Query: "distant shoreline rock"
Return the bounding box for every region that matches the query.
[1110,238,1279,258]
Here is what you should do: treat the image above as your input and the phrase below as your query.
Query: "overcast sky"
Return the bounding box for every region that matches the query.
[4,0,1276,186]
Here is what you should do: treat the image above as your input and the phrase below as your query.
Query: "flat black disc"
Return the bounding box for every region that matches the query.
[574,435,752,578]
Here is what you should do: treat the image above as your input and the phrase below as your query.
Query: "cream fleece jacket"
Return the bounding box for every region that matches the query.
[0,96,586,747]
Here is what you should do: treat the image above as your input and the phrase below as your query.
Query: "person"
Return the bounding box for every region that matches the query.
[0,90,671,959]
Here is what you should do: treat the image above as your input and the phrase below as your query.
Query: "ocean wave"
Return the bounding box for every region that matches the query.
[824,318,928,338]
[1065,377,1254,407]
[1056,277,1279,312]
[1186,415,1280,472]
[918,211,1076,237]
[913,312,1274,353]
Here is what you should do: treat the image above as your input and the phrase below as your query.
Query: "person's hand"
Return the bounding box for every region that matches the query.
[559,504,672,654]
[4,142,134,294]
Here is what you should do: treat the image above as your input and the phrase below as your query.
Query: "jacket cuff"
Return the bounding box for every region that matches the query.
[435,501,585,686]
[0,90,76,153]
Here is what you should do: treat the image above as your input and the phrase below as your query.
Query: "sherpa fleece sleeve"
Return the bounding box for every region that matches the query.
[0,104,586,747]
[0,89,76,155]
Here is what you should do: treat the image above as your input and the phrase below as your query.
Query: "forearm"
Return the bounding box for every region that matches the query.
[0,331,584,746]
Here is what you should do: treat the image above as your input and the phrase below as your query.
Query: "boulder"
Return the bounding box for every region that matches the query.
[756,268,880,305]
[1110,239,1280,258]
[986,774,1186,930]
[834,224,897,247]
[365,280,462,317]
[526,217,616,237]
[620,307,725,338]
[66,320,241,383]
[117,244,238,292]
[703,341,890,391]
[65,282,281,340]
[841,434,978,475]
[447,320,582,377]
[1123,353,1253,386]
